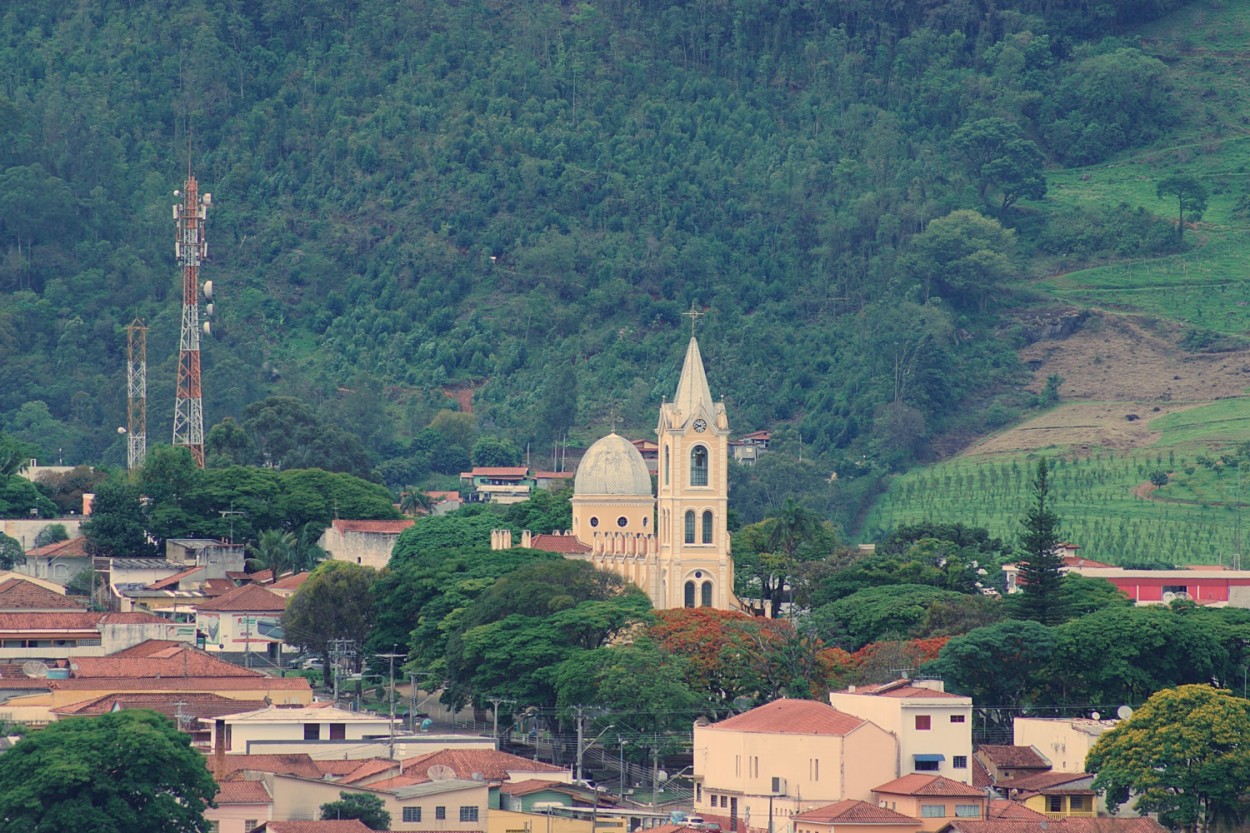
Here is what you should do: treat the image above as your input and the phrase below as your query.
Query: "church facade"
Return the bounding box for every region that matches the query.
[492,336,736,610]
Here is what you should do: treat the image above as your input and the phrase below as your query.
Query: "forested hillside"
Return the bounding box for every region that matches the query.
[0,1,1194,492]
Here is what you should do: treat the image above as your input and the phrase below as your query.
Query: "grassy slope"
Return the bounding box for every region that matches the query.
[862,0,1250,562]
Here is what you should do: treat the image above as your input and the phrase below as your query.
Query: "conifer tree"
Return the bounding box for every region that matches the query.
[1017,458,1068,625]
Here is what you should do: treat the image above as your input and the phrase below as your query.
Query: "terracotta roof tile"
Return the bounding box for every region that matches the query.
[972,756,993,789]
[528,534,592,554]
[839,680,968,699]
[259,823,375,833]
[47,675,311,692]
[71,649,262,678]
[793,799,921,825]
[987,801,1047,821]
[0,611,168,630]
[110,639,186,656]
[0,578,85,610]
[212,753,322,779]
[330,519,414,534]
[997,772,1093,793]
[499,779,572,796]
[466,467,530,478]
[945,821,1165,833]
[54,692,265,719]
[270,572,310,590]
[977,745,1050,770]
[873,774,985,797]
[707,699,866,736]
[146,567,205,590]
[397,748,566,782]
[203,578,237,596]
[24,537,89,558]
[196,583,286,612]
[215,779,273,804]
[365,773,430,790]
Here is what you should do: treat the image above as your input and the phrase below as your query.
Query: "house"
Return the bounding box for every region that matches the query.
[1002,553,1250,607]
[394,748,571,801]
[938,819,1166,833]
[19,536,91,586]
[425,490,463,516]
[535,470,577,490]
[460,467,535,505]
[0,576,84,611]
[267,572,309,600]
[692,698,899,832]
[0,609,191,661]
[53,690,265,746]
[792,800,922,833]
[251,822,375,833]
[994,771,1096,819]
[730,431,771,464]
[1011,718,1118,774]
[206,778,274,833]
[196,583,289,661]
[319,519,415,569]
[497,779,607,813]
[870,775,986,832]
[208,704,398,755]
[166,538,246,573]
[972,746,1050,783]
[829,680,973,784]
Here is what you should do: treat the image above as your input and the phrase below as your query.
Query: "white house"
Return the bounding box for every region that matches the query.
[208,704,397,755]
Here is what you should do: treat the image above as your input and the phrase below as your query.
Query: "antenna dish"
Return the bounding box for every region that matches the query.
[21,661,48,678]
[1116,705,1134,720]
[1162,591,1176,603]
[428,764,456,782]
[202,281,213,300]
[205,303,214,317]
[1090,711,1100,721]
[202,322,211,336]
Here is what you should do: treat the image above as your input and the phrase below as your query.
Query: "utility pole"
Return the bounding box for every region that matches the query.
[651,737,660,810]
[487,697,515,747]
[375,649,407,759]
[575,704,586,781]
[242,616,252,668]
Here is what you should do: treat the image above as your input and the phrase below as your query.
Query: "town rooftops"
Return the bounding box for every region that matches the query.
[976,745,1050,770]
[0,610,170,630]
[986,801,1047,821]
[398,748,567,783]
[211,752,323,780]
[214,779,273,805]
[214,704,393,723]
[146,566,205,590]
[270,571,309,591]
[942,820,1165,833]
[23,537,89,558]
[195,583,286,612]
[839,679,968,699]
[54,691,265,719]
[46,675,312,692]
[69,648,261,678]
[111,639,188,656]
[0,577,85,610]
[794,799,921,825]
[873,773,985,797]
[996,771,1094,795]
[330,519,415,535]
[527,533,592,554]
[706,698,867,736]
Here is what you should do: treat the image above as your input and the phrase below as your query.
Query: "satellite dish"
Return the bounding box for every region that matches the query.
[471,771,485,781]
[205,303,214,317]
[202,322,211,336]
[428,764,456,782]
[657,769,668,782]
[21,661,48,678]
[69,662,79,671]
[1090,711,1100,721]
[732,695,752,713]
[202,281,213,300]
[1116,705,1134,720]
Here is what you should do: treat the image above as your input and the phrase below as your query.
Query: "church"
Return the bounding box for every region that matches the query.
[491,335,736,610]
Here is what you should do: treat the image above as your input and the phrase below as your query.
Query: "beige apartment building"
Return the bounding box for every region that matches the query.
[829,680,973,785]
[692,699,898,833]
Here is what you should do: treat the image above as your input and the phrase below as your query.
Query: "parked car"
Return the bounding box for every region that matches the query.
[300,657,325,671]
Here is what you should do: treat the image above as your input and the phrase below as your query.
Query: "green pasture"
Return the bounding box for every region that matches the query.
[862,399,1250,564]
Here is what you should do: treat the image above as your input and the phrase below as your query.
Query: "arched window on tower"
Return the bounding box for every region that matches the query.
[702,510,713,544]
[684,510,695,544]
[684,581,696,608]
[690,445,708,486]
[701,581,713,607]
[664,445,670,485]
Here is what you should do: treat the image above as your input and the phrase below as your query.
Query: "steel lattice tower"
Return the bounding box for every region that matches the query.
[126,319,147,471]
[172,174,211,468]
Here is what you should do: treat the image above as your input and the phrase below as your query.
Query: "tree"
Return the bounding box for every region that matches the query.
[951,117,1047,217]
[902,211,1015,310]
[321,792,391,830]
[1157,174,1208,243]
[1087,685,1250,833]
[284,561,378,676]
[81,478,159,558]
[0,709,217,833]
[471,436,521,467]
[32,523,68,548]
[0,533,22,569]
[1016,458,1068,625]
[247,529,297,576]
[807,584,968,651]
[733,499,839,617]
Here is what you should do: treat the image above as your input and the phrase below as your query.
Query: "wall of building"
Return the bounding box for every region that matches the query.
[1012,718,1113,774]
[871,796,983,833]
[267,774,489,831]
[828,691,972,785]
[0,519,82,550]
[205,801,271,833]
[321,529,402,570]
[795,821,918,833]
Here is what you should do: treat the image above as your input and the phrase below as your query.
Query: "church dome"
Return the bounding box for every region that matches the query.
[574,433,653,497]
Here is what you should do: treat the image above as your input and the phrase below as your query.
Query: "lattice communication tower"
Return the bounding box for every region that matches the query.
[126,319,147,471]
[172,174,213,468]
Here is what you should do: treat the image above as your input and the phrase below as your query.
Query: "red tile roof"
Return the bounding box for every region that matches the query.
[466,467,530,478]
[330,519,415,535]
[196,583,286,612]
[707,699,866,736]
[270,572,310,590]
[54,692,266,719]
[47,675,311,692]
[0,578,85,610]
[0,611,168,631]
[987,801,1047,821]
[793,799,921,825]
[972,756,993,789]
[322,757,398,785]
[944,821,1165,833]
[211,753,322,779]
[71,649,262,678]
[997,772,1093,793]
[146,566,204,590]
[110,639,187,656]
[215,779,273,804]
[425,490,460,502]
[528,534,592,554]
[977,745,1050,770]
[203,578,237,596]
[873,774,985,797]
[259,823,375,833]
[839,680,967,699]
[499,779,580,796]
[24,537,89,558]
[398,748,567,783]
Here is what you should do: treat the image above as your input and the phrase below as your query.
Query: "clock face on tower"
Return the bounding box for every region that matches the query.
[693,418,707,433]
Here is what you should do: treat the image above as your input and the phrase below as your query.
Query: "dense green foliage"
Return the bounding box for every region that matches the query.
[321,792,392,830]
[0,709,217,833]
[0,0,1197,487]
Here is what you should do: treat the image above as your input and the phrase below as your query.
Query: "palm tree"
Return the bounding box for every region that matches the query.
[399,490,431,517]
[246,529,297,577]
[289,522,328,574]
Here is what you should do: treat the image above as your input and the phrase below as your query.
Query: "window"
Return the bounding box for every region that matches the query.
[953,755,968,769]
[695,784,702,803]
[329,722,345,740]
[460,806,480,822]
[685,581,696,608]
[702,510,713,543]
[1070,795,1091,812]
[617,516,628,528]
[730,797,738,818]
[920,805,946,818]
[685,510,696,543]
[955,805,980,818]
[770,776,783,794]
[690,446,708,486]
[403,808,423,823]
[303,722,320,740]
[664,446,670,485]
[701,581,713,607]
[915,715,931,730]
[1048,796,1064,813]
[436,806,446,820]
[590,516,599,528]
[915,759,940,772]
[810,758,820,782]
[950,714,966,723]
[244,821,258,833]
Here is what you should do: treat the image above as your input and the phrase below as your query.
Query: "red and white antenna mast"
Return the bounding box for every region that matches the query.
[172,173,212,468]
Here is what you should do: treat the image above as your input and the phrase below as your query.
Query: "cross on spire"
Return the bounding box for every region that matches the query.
[607,408,622,434]
[682,302,706,337]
